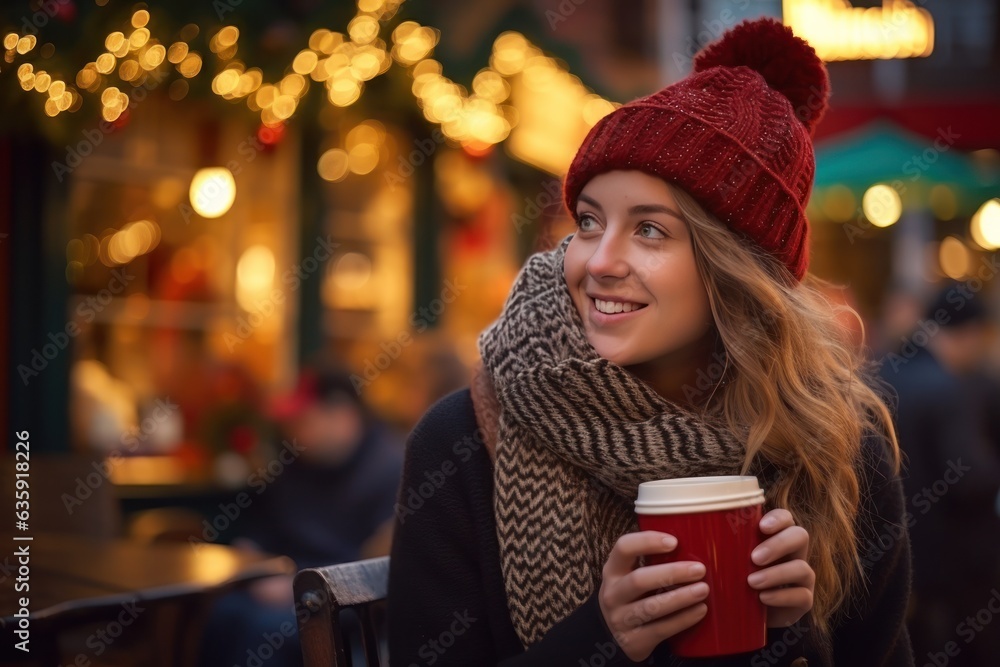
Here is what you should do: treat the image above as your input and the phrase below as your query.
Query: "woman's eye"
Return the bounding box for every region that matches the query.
[639,223,666,239]
[576,214,598,232]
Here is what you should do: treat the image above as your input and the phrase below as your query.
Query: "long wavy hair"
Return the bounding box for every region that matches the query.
[670,185,902,643]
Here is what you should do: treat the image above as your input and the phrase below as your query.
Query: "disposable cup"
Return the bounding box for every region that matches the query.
[634,475,767,657]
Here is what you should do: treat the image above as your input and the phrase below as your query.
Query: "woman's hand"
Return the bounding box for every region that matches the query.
[598,531,710,663]
[747,508,815,628]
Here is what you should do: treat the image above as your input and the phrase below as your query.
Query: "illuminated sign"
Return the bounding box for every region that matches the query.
[784,0,934,61]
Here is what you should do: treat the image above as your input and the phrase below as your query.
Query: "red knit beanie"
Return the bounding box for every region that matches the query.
[563,18,829,281]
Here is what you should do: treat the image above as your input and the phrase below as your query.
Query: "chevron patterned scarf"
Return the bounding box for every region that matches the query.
[477,234,749,648]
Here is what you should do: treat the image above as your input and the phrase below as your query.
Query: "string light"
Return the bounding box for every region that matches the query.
[3,0,611,176]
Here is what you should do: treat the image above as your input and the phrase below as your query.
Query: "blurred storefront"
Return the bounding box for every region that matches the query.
[1,0,638,491]
[3,0,1000,488]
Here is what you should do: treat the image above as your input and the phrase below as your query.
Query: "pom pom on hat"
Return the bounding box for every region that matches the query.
[693,17,829,134]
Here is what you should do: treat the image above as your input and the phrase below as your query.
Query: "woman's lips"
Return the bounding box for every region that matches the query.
[589,297,648,325]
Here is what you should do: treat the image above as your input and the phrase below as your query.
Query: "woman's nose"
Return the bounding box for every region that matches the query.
[586,233,630,280]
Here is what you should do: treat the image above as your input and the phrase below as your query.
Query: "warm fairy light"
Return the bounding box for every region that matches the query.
[32,71,51,93]
[105,32,126,53]
[236,245,276,311]
[350,48,382,80]
[189,167,237,218]
[279,73,307,97]
[212,26,240,54]
[582,95,616,127]
[212,68,241,96]
[346,121,385,151]
[861,184,902,228]
[178,53,202,78]
[119,59,140,82]
[333,252,373,290]
[490,31,530,75]
[271,94,296,120]
[939,236,971,280]
[16,35,37,55]
[327,78,361,106]
[293,50,319,75]
[320,53,350,81]
[167,42,188,64]
[76,64,99,91]
[142,44,166,69]
[348,143,379,175]
[129,28,150,50]
[92,220,161,266]
[391,22,437,65]
[317,148,350,182]
[309,29,330,51]
[255,84,277,108]
[100,86,121,106]
[96,53,116,74]
[236,69,263,97]
[5,0,596,168]
[472,69,509,104]
[971,199,1000,250]
[348,15,380,45]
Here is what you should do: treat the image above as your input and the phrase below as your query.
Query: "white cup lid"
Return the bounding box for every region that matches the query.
[634,475,764,515]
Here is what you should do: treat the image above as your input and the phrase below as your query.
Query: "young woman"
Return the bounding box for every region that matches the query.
[388,18,913,667]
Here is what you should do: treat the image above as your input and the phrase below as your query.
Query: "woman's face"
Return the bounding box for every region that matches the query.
[564,170,714,367]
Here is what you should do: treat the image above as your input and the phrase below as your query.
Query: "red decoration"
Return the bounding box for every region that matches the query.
[54,0,77,23]
[228,424,257,455]
[257,122,285,151]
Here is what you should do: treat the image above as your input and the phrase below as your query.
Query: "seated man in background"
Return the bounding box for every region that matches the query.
[199,364,404,667]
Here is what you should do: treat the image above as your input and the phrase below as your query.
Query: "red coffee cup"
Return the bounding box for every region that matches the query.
[634,475,767,658]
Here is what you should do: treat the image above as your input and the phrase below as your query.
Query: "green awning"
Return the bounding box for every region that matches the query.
[813,120,999,216]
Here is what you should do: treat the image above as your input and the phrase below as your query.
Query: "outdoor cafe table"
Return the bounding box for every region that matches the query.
[0,531,295,667]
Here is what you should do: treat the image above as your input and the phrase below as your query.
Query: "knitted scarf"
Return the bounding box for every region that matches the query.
[477,234,749,648]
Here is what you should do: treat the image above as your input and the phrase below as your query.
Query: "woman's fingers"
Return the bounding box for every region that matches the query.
[752,513,815,628]
[759,508,795,535]
[747,559,815,590]
[599,531,712,663]
[612,560,706,606]
[618,581,710,629]
[614,602,708,659]
[603,531,677,578]
[752,525,809,566]
[759,586,814,610]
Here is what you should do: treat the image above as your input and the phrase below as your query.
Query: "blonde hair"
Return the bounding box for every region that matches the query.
[671,185,902,642]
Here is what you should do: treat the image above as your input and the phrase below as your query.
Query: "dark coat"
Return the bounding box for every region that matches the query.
[387,388,915,666]
[878,346,1000,593]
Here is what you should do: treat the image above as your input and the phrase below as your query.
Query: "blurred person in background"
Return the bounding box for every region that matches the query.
[878,282,1000,667]
[198,363,404,667]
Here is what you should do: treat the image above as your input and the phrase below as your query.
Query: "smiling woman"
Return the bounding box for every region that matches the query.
[565,171,716,404]
[388,16,914,667]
